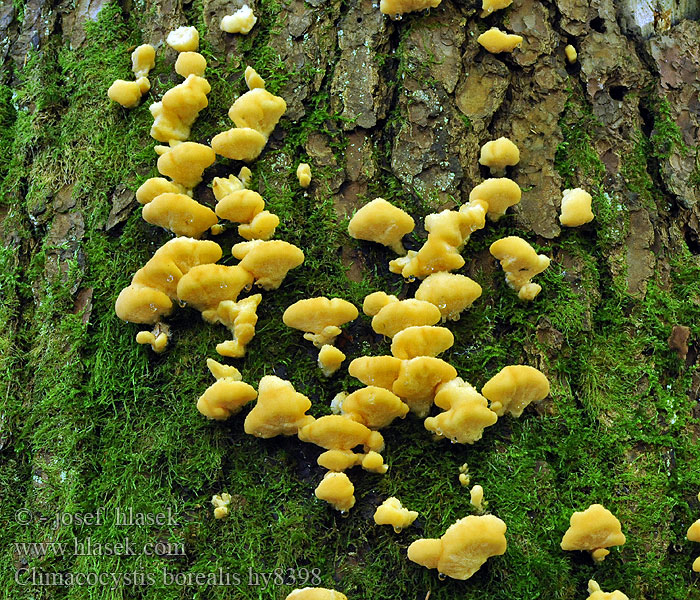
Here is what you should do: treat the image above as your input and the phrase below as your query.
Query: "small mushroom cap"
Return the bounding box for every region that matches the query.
[586,580,629,600]
[315,472,355,512]
[694,556,700,573]
[362,291,398,316]
[207,357,242,380]
[565,44,578,64]
[374,497,418,531]
[298,415,384,452]
[283,297,359,339]
[469,178,522,221]
[149,102,189,142]
[244,66,265,90]
[339,386,409,429]
[490,236,550,298]
[166,26,200,52]
[115,284,173,324]
[415,272,482,322]
[388,237,465,281]
[470,485,485,510]
[317,449,362,472]
[481,0,513,16]
[407,514,507,580]
[160,74,211,121]
[244,375,314,438]
[107,78,150,108]
[141,193,218,238]
[238,211,279,240]
[136,177,186,205]
[477,27,524,54]
[372,299,442,338]
[215,190,265,223]
[392,357,458,417]
[176,264,254,312]
[215,294,262,358]
[379,0,443,16]
[156,142,216,189]
[175,52,207,78]
[318,345,346,377]
[211,127,268,161]
[560,504,626,556]
[348,198,415,254]
[131,44,156,78]
[231,240,305,290]
[297,163,311,188]
[362,450,388,474]
[348,356,402,390]
[286,588,348,600]
[424,210,477,249]
[391,325,454,359]
[228,88,287,138]
[212,174,246,200]
[687,519,700,541]
[481,365,550,417]
[479,137,520,171]
[197,379,257,420]
[560,187,594,227]
[220,5,258,34]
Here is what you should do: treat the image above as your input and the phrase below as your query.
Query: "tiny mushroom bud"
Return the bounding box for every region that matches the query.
[244,376,314,438]
[211,492,232,519]
[220,4,258,34]
[687,518,700,572]
[560,187,594,227]
[408,514,507,580]
[141,193,218,238]
[285,588,348,600]
[374,497,418,532]
[458,464,470,487]
[157,142,216,189]
[362,451,388,474]
[197,359,257,420]
[479,137,520,174]
[136,177,187,204]
[392,356,457,417]
[561,504,626,562]
[586,580,629,600]
[108,77,150,108]
[135,324,170,353]
[379,0,442,17]
[335,386,409,429]
[131,44,156,78]
[565,44,578,64]
[348,356,402,390]
[231,240,305,290]
[371,299,442,338]
[481,0,513,17]
[318,345,346,377]
[391,325,454,359]
[348,198,415,255]
[469,178,521,221]
[415,272,482,322]
[244,66,265,90]
[315,472,355,513]
[283,297,359,347]
[490,236,551,301]
[477,27,524,54]
[297,163,312,188]
[175,52,207,78]
[470,485,485,511]
[481,365,550,417]
[166,26,199,52]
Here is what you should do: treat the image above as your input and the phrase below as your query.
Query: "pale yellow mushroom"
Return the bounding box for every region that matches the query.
[561,504,626,562]
[156,142,216,189]
[458,463,470,487]
[379,0,442,16]
[107,77,150,109]
[166,26,199,52]
[175,52,207,78]
[141,192,218,238]
[228,88,287,138]
[408,514,507,580]
[332,386,409,429]
[470,485,485,511]
[318,345,346,377]
[424,378,498,444]
[481,365,550,417]
[285,588,348,600]
[687,518,700,572]
[136,177,188,204]
[348,356,402,390]
[479,137,520,173]
[348,198,415,255]
[374,497,418,532]
[424,209,481,250]
[298,415,385,453]
[131,44,156,78]
[197,358,257,420]
[238,211,279,240]
[469,178,521,221]
[211,492,232,519]
[115,284,173,325]
[362,451,388,474]
[560,187,594,227]
[212,172,249,200]
[371,299,442,338]
[220,4,257,34]
[388,236,465,281]
[415,272,482,322]
[477,27,523,54]
[135,323,170,353]
[392,356,457,417]
[586,580,629,600]
[315,472,355,513]
[231,240,305,290]
[283,297,359,347]
[489,236,550,300]
[215,189,265,223]
[244,66,265,90]
[565,44,578,64]
[211,128,269,162]
[244,376,314,438]
[177,264,254,313]
[481,0,512,17]
[391,325,454,359]
[316,449,387,474]
[362,291,398,317]
[150,74,211,142]
[214,294,263,357]
[297,163,312,188]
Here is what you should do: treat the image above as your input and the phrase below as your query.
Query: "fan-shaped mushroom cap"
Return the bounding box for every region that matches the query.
[372,299,442,338]
[348,198,415,255]
[424,210,477,249]
[244,66,265,90]
[244,376,314,438]
[586,580,629,600]
[361,450,389,474]
[238,211,279,240]
[560,187,594,227]
[231,240,305,290]
[317,449,362,472]
[286,588,347,600]
[214,294,262,357]
[215,189,265,223]
[212,174,246,200]
[481,365,550,417]
[392,356,457,417]
[220,4,258,34]
[490,236,550,301]
[318,345,346,377]
[298,415,384,453]
[149,75,211,142]
[211,127,268,161]
[415,273,482,322]
[166,26,199,52]
[136,178,187,205]
[197,359,257,420]
[348,356,402,390]
[408,514,507,580]
[391,325,454,359]
[379,0,442,16]
[425,378,498,444]
[374,497,418,532]
[297,163,311,188]
[108,77,150,108]
[141,193,217,238]
[388,237,465,281]
[131,44,156,78]
[315,472,355,512]
[479,137,520,172]
[175,52,207,78]
[561,504,626,562]
[283,297,359,347]
[469,178,522,221]
[228,88,287,138]
[362,291,398,316]
[335,386,409,429]
[477,28,523,54]
[115,284,173,324]
[156,142,216,189]
[481,0,512,17]
[177,264,253,313]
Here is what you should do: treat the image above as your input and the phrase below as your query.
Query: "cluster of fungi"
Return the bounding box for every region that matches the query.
[107,1,693,598]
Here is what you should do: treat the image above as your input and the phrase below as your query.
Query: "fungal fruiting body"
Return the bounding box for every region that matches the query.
[469,178,522,221]
[220,5,257,34]
[318,345,346,377]
[477,27,523,54]
[332,386,409,430]
[285,589,348,600]
[479,137,520,174]
[141,192,218,237]
[108,77,150,108]
[458,463,470,487]
[245,66,265,90]
[481,365,550,417]
[407,514,507,580]
[379,0,442,16]
[316,449,387,474]
[470,485,485,511]
[175,52,207,78]
[565,44,578,64]
[370,298,442,338]
[348,355,402,390]
[211,493,232,519]
[560,504,626,562]
[347,198,415,255]
[213,294,263,357]
[586,580,629,600]
[156,141,216,189]
[560,187,594,227]
[392,356,457,417]
[214,186,279,240]
[687,518,700,571]
[150,74,211,142]
[481,0,513,17]
[298,415,385,454]
[415,273,482,322]
[374,497,418,532]
[315,472,355,512]
[131,44,156,78]
[197,359,257,420]
[136,178,188,205]
[244,376,314,438]
[282,297,359,347]
[489,236,550,300]
[390,326,454,360]
[231,240,304,290]
[166,26,199,52]
[297,163,312,188]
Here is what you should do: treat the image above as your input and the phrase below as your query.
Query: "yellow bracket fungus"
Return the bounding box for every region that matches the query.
[107,77,150,109]
[331,386,408,429]
[560,504,626,562]
[347,198,415,255]
[211,493,232,519]
[477,28,524,54]
[348,356,402,390]
[283,297,359,347]
[565,44,578,64]
[560,187,594,227]
[244,376,314,438]
[215,189,265,223]
[481,0,513,17]
[374,497,418,532]
[156,142,216,189]
[213,294,263,358]
[469,178,521,221]
[391,325,454,359]
[362,291,398,316]
[131,44,155,78]
[388,237,465,281]
[392,356,457,417]
[470,485,485,512]
[316,449,387,474]
[298,415,385,453]
[175,52,207,78]
[315,472,355,513]
[481,365,550,417]
[415,272,482,322]
[135,323,170,353]
[244,66,265,90]
[150,74,211,142]
[136,177,188,205]
[297,163,312,188]
[220,4,257,34]
[318,345,346,377]
[687,518,700,571]
[141,192,218,238]
[371,298,442,338]
[238,211,279,240]
[586,580,629,600]
[479,137,520,173]
[489,236,551,300]
[232,240,304,290]
[166,26,199,52]
[197,358,257,420]
[379,0,442,17]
